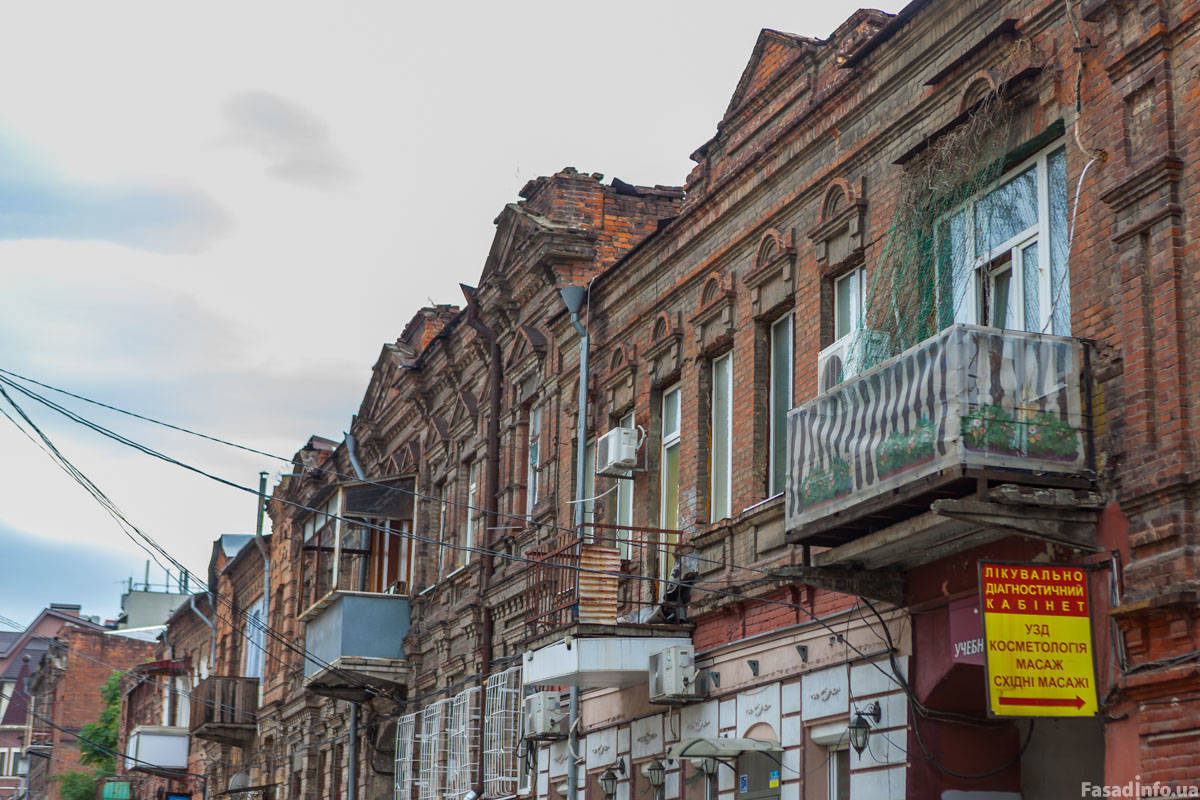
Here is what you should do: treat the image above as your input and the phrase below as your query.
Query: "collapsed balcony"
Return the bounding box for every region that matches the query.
[189,676,258,746]
[785,324,1096,570]
[298,477,414,700]
[521,529,693,689]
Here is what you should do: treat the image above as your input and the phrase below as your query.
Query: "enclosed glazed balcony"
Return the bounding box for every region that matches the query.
[521,530,693,689]
[302,591,410,700]
[189,676,258,746]
[784,325,1096,570]
[299,477,414,700]
[124,725,189,774]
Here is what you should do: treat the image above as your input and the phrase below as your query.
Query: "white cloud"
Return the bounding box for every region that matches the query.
[219,91,356,190]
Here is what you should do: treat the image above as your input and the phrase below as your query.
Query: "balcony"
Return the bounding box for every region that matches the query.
[189,676,258,746]
[784,325,1096,571]
[301,590,410,700]
[521,531,693,689]
[297,478,415,700]
[124,725,189,774]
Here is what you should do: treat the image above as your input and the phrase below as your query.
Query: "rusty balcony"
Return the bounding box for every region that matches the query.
[521,530,693,689]
[189,676,258,746]
[784,325,1096,572]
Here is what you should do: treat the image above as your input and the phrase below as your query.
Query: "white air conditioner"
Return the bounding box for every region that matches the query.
[522,691,565,740]
[596,427,638,475]
[817,329,890,393]
[649,645,700,704]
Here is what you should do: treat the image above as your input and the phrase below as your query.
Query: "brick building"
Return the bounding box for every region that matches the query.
[122,0,1199,797]
[23,626,157,800]
[0,606,108,800]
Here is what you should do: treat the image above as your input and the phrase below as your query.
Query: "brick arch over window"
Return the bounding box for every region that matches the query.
[821,179,856,221]
[697,271,733,312]
[960,71,1001,113]
[754,227,793,269]
[644,311,682,387]
[650,311,676,343]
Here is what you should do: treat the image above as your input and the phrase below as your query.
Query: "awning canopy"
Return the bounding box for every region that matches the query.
[667,737,782,760]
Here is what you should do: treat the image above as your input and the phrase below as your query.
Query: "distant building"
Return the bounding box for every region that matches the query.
[0,605,108,800]
[115,569,189,630]
[22,626,156,800]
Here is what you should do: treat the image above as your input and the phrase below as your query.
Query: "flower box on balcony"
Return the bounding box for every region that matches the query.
[786,325,1093,543]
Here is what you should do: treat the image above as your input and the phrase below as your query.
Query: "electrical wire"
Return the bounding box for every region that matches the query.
[0,689,200,781]
[0,368,775,582]
[0,386,397,706]
[0,369,914,698]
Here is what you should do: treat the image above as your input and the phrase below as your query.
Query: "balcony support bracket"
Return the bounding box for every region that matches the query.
[767,565,904,606]
[931,495,1103,553]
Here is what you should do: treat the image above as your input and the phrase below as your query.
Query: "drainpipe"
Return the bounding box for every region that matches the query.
[464,292,501,796]
[559,285,590,800]
[251,472,272,790]
[189,594,215,675]
[253,471,270,632]
[344,433,369,800]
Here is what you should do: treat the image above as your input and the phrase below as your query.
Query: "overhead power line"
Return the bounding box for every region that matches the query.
[0,369,911,697]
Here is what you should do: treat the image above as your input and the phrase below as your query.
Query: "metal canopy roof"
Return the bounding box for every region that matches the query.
[667,737,782,760]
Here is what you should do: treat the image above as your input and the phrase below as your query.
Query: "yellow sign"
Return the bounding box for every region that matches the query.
[979,561,1098,717]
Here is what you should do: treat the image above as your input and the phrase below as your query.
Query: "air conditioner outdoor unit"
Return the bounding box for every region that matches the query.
[596,427,638,475]
[522,691,566,740]
[817,329,890,393]
[648,645,700,704]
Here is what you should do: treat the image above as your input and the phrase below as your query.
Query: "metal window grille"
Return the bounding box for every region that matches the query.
[483,666,522,797]
[394,712,418,800]
[447,686,480,800]
[417,699,449,800]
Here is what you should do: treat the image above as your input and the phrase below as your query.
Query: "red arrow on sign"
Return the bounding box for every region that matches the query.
[998,695,1085,709]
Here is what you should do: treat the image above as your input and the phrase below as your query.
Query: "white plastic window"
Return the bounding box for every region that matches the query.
[526,405,542,515]
[710,353,733,521]
[834,267,865,342]
[614,411,635,560]
[936,142,1070,335]
[243,596,266,680]
[768,313,794,496]
[659,386,681,590]
[464,462,479,564]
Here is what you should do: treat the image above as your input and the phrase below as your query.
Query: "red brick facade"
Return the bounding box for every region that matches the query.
[119,1,1200,798]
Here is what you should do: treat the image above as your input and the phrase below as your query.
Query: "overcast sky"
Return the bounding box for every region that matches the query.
[0,1,907,627]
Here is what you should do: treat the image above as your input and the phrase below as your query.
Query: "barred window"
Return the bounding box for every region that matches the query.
[394,712,418,800]
[447,687,481,800]
[482,666,522,797]
[417,700,449,800]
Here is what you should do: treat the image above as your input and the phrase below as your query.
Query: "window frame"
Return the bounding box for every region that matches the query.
[464,462,479,565]
[614,410,635,560]
[768,312,794,497]
[827,745,849,800]
[525,405,542,517]
[935,141,1069,336]
[709,351,733,522]
[658,386,681,592]
[833,267,865,343]
[243,595,266,681]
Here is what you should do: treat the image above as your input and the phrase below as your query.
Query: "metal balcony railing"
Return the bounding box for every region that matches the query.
[786,324,1093,539]
[523,528,688,642]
